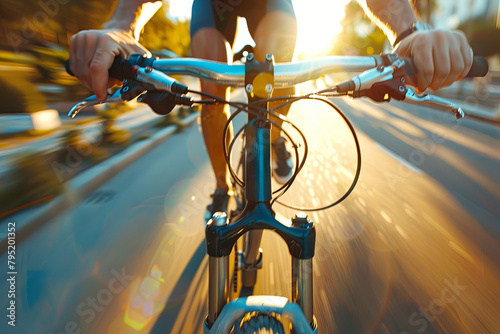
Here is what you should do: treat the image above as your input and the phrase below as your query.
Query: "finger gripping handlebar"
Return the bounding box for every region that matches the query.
[65,57,138,80]
[66,55,188,94]
[108,57,136,80]
[403,56,489,79]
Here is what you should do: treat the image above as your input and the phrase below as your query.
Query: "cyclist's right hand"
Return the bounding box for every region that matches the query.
[69,29,151,102]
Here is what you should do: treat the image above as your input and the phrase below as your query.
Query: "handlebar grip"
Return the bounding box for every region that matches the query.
[466,56,489,77]
[403,56,489,79]
[65,57,136,80]
[108,57,136,80]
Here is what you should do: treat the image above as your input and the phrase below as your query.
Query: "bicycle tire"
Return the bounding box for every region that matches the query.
[237,314,285,334]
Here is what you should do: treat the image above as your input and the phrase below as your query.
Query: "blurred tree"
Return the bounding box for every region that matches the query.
[0,0,118,50]
[0,0,190,55]
[138,6,190,57]
[332,0,387,56]
[0,0,190,113]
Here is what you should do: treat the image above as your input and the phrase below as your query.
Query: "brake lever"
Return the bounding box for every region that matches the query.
[68,89,125,118]
[403,88,464,119]
[337,59,465,120]
[68,78,152,118]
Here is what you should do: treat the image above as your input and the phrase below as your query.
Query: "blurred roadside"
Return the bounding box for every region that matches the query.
[0,101,198,220]
[0,0,192,219]
[0,49,199,220]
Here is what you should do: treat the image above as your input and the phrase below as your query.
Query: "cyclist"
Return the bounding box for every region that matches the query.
[68,0,473,220]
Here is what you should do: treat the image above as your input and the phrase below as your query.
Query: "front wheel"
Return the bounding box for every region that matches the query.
[236,314,285,334]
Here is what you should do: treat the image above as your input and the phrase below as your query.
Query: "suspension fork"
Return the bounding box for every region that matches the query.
[207,213,230,325]
[205,210,317,329]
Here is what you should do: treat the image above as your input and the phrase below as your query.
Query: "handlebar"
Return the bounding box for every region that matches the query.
[65,53,489,119]
[67,56,380,88]
[66,54,488,89]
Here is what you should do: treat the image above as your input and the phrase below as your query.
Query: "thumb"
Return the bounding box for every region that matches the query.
[393,38,420,91]
[393,38,412,58]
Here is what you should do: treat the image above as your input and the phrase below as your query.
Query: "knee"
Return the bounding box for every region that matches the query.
[191,28,232,63]
[253,12,297,62]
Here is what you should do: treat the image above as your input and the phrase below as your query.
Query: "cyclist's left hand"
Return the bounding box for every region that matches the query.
[395,29,473,93]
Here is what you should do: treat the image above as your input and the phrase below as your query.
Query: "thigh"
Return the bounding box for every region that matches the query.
[191,0,239,47]
[191,0,237,67]
[245,0,297,62]
[191,1,235,98]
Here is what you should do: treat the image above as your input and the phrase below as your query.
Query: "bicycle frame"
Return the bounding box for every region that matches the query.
[205,54,317,332]
[67,51,487,333]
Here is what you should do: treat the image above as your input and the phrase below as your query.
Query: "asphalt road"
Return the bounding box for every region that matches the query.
[1,93,499,334]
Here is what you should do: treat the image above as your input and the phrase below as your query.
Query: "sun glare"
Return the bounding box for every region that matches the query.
[292,0,350,58]
[167,0,350,58]
[167,0,193,21]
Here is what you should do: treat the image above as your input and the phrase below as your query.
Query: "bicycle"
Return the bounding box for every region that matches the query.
[67,52,488,333]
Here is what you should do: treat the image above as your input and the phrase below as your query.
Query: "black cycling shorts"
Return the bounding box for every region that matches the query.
[190,0,295,46]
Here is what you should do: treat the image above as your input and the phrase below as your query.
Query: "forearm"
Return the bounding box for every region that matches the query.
[360,0,417,45]
[102,0,162,40]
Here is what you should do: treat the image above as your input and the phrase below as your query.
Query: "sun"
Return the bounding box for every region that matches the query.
[292,0,350,58]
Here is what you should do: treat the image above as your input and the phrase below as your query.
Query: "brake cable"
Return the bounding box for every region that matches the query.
[187,88,361,212]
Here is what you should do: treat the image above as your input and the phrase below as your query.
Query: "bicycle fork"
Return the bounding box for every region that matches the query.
[205,124,317,330]
[205,207,317,330]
